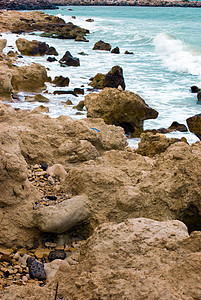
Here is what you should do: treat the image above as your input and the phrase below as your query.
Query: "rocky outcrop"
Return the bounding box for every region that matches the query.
[0,11,89,41]
[52,76,70,87]
[92,40,111,51]
[0,39,7,53]
[89,65,125,90]
[59,51,80,67]
[0,0,57,10]
[2,218,201,299]
[11,63,48,93]
[0,62,13,100]
[16,38,58,56]
[111,46,120,54]
[187,114,201,140]
[85,88,158,137]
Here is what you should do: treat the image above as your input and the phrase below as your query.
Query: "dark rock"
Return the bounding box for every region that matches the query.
[191,86,200,93]
[72,16,76,19]
[197,92,201,102]
[16,38,50,56]
[74,88,84,95]
[52,76,70,87]
[0,254,12,263]
[73,100,85,111]
[111,47,120,54]
[45,46,58,56]
[48,250,66,262]
[41,163,48,171]
[78,52,88,56]
[59,51,80,67]
[86,19,94,22]
[53,90,78,97]
[47,196,57,200]
[93,40,111,51]
[89,66,125,90]
[125,50,134,55]
[47,57,57,62]
[27,257,46,281]
[64,99,73,105]
[168,121,188,132]
[186,114,201,140]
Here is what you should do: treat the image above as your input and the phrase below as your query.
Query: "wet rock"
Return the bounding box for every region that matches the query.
[32,105,49,114]
[26,257,46,281]
[191,85,200,93]
[167,121,188,133]
[78,51,88,56]
[53,90,77,96]
[45,46,58,56]
[16,38,50,56]
[125,50,134,54]
[0,62,13,100]
[186,113,201,140]
[73,100,85,111]
[89,65,125,90]
[59,51,80,67]
[74,88,84,95]
[52,76,70,87]
[48,250,66,262]
[111,47,120,54]
[25,94,49,103]
[92,40,111,51]
[85,88,158,137]
[47,56,57,62]
[0,39,7,53]
[197,92,201,102]
[86,18,94,22]
[75,35,89,42]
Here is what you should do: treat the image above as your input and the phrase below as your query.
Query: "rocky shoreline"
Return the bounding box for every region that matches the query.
[0,8,201,300]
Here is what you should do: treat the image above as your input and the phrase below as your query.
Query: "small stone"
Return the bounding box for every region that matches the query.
[27,257,46,281]
[48,176,54,185]
[0,254,12,263]
[45,242,57,248]
[18,248,27,256]
[47,196,57,201]
[41,163,48,171]
[34,249,50,260]
[0,248,13,256]
[22,276,28,282]
[48,250,66,262]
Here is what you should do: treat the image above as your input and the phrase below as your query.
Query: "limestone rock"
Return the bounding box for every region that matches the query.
[0,39,7,53]
[16,38,49,56]
[92,40,111,51]
[85,88,158,137]
[186,113,201,140]
[0,62,13,100]
[47,164,67,181]
[34,195,90,233]
[11,63,48,92]
[136,132,183,157]
[25,94,49,103]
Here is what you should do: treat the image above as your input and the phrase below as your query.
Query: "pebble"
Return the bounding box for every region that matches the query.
[27,257,46,281]
[48,250,66,262]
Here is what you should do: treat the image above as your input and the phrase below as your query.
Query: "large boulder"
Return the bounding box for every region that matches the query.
[52,75,70,87]
[187,113,201,140]
[89,65,125,90]
[11,63,48,92]
[92,40,111,51]
[0,39,7,53]
[16,38,56,56]
[3,218,201,299]
[59,51,80,67]
[85,88,158,137]
[0,62,13,100]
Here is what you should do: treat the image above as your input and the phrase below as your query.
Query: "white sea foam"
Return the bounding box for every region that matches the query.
[153,33,201,78]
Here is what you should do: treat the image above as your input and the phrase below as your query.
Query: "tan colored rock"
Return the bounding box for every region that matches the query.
[16,38,49,56]
[136,132,182,157]
[0,62,13,100]
[34,195,90,233]
[32,105,49,114]
[0,39,7,53]
[46,164,67,181]
[85,88,158,137]
[11,63,48,92]
[25,94,49,103]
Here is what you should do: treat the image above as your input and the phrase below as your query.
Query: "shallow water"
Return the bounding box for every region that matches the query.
[3,6,201,147]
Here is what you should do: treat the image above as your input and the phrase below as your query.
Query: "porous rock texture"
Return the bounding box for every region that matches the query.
[85,87,158,137]
[1,218,201,299]
[16,38,57,56]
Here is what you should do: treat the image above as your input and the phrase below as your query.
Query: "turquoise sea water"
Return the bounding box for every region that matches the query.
[3,6,201,146]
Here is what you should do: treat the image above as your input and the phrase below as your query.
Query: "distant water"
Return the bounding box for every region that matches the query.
[3,6,201,147]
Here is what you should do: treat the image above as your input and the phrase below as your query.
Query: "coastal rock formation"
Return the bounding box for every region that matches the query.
[187,113,201,140]
[2,218,201,299]
[16,38,48,56]
[111,46,120,54]
[92,40,111,51]
[85,88,158,137]
[59,51,80,67]
[52,76,70,87]
[89,65,125,90]
[0,62,13,100]
[0,11,89,41]
[11,63,48,92]
[0,0,57,10]
[0,38,7,53]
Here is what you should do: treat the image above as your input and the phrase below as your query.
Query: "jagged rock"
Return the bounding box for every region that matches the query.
[187,113,201,140]
[157,121,188,133]
[136,132,182,157]
[92,40,111,51]
[27,257,46,281]
[47,56,57,62]
[45,46,58,56]
[89,65,125,90]
[197,91,201,102]
[191,85,200,93]
[125,50,134,54]
[75,35,89,42]
[52,76,70,87]
[111,46,120,54]
[86,18,94,22]
[85,88,158,137]
[32,105,49,114]
[0,62,13,100]
[16,38,50,56]
[11,63,48,92]
[59,51,80,67]
[74,88,84,95]
[48,250,66,262]
[73,100,85,111]
[34,195,90,233]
